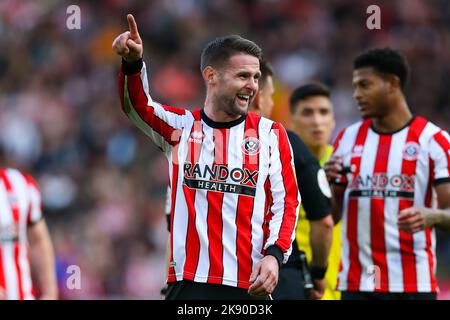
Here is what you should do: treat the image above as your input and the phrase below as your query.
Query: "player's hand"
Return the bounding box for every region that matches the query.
[324,155,344,181]
[0,286,6,300]
[112,14,143,62]
[39,293,58,300]
[308,278,325,300]
[248,255,279,296]
[398,207,436,233]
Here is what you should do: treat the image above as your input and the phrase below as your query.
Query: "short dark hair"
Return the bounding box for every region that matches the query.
[289,82,330,114]
[200,35,262,71]
[353,47,410,89]
[259,58,274,89]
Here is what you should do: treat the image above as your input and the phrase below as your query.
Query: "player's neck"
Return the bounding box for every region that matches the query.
[309,144,327,160]
[203,108,242,123]
[204,97,243,123]
[372,100,412,134]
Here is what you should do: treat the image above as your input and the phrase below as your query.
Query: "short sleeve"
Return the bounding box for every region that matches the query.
[429,130,450,185]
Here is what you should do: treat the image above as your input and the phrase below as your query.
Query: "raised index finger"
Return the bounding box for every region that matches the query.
[127,14,139,36]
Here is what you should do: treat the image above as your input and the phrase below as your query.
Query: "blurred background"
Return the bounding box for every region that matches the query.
[0,0,449,299]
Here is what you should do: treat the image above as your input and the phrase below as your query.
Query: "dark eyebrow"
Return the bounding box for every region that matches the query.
[237,71,261,78]
[319,106,331,112]
[353,79,369,86]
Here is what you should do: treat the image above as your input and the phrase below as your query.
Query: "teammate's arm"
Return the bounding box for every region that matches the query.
[324,155,346,224]
[114,14,185,153]
[325,128,349,224]
[161,186,172,297]
[24,174,58,300]
[27,220,58,299]
[398,183,450,233]
[398,130,450,233]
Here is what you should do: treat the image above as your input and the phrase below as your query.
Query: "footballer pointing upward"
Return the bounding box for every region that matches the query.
[113,15,300,300]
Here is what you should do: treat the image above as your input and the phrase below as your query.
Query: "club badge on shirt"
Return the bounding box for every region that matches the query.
[403,142,420,161]
[242,137,261,156]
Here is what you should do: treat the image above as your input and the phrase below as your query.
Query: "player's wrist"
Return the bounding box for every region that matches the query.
[310,265,327,280]
[122,58,143,75]
[431,209,448,226]
[264,245,283,269]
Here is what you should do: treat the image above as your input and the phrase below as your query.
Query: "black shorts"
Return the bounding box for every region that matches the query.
[165,280,269,300]
[271,266,308,300]
[341,291,437,300]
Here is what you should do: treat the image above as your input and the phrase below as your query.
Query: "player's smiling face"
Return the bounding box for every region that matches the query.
[353,67,390,119]
[215,53,261,117]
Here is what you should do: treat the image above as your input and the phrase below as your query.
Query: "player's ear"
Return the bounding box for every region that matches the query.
[251,90,262,112]
[386,74,401,93]
[330,110,336,131]
[202,66,217,86]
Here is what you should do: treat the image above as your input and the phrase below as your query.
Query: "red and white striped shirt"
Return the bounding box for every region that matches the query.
[333,117,450,293]
[0,168,42,300]
[119,61,300,289]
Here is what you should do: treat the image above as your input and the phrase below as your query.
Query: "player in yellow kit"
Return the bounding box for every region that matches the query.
[290,83,341,300]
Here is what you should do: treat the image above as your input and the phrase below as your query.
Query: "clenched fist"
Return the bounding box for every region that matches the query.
[324,155,344,181]
[112,14,143,62]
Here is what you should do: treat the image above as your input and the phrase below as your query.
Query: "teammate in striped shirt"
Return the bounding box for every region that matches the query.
[0,163,58,300]
[325,48,450,300]
[249,62,333,300]
[113,15,300,299]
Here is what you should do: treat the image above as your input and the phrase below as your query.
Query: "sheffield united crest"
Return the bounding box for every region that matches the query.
[241,137,261,156]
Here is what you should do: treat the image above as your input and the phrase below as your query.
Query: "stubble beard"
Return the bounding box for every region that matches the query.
[226,97,248,117]
[215,94,248,118]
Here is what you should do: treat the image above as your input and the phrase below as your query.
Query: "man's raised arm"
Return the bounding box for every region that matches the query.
[113,14,187,153]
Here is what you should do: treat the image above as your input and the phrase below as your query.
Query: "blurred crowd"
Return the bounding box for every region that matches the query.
[0,0,449,299]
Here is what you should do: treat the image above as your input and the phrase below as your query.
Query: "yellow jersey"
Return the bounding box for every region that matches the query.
[295,145,341,300]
